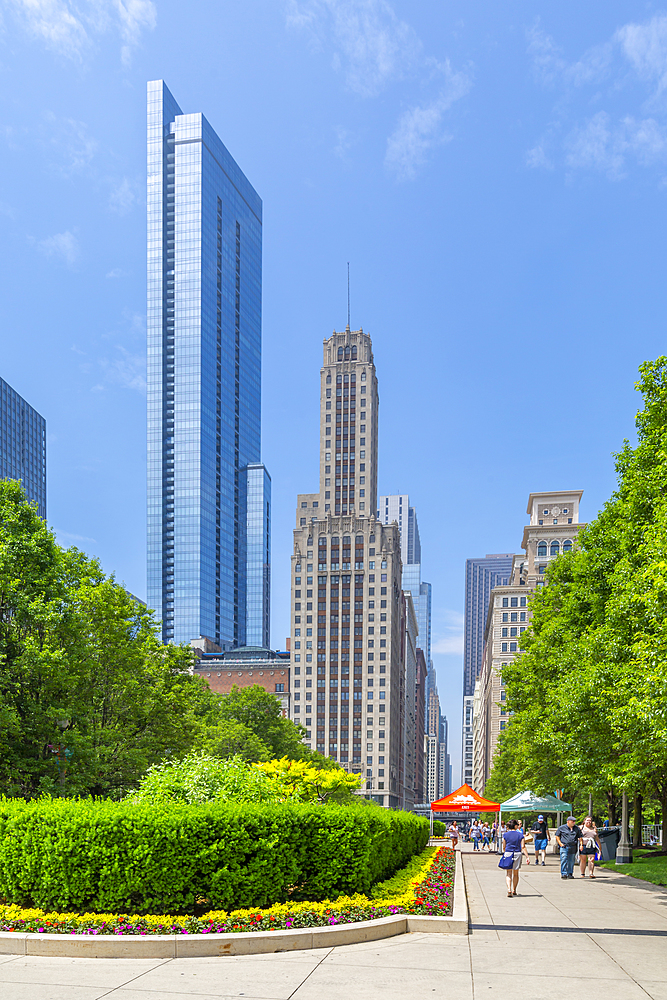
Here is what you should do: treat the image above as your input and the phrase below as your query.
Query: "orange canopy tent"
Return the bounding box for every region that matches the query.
[429,784,500,837]
[431,783,500,812]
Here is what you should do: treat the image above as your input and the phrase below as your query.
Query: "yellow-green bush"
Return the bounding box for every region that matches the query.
[0,798,428,915]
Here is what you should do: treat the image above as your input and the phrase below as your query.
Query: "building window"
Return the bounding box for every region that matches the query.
[502,598,508,608]
[550,540,559,556]
[275,683,284,692]
[538,541,547,557]
[563,539,572,552]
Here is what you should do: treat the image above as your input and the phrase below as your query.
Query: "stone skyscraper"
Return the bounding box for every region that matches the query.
[290,326,412,808]
[147,81,270,649]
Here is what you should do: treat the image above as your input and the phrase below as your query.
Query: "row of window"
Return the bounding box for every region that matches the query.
[537,539,573,556]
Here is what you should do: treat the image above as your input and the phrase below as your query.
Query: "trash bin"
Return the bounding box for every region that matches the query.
[598,826,621,862]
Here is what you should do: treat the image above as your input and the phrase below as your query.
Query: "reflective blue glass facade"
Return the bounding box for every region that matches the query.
[147,80,269,647]
[244,463,271,647]
[0,376,46,518]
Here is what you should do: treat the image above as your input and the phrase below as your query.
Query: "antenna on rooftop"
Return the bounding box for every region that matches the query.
[347,262,350,329]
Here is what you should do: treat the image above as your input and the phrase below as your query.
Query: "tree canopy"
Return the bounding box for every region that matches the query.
[487,357,667,824]
[0,480,212,797]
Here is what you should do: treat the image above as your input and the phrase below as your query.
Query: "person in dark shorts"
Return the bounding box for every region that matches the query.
[531,814,549,866]
[501,819,531,896]
[579,817,602,878]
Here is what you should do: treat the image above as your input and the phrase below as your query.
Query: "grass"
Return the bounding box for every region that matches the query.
[600,849,667,886]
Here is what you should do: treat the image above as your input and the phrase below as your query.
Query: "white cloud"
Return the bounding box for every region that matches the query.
[54,528,97,547]
[616,14,667,96]
[385,63,470,180]
[108,176,135,213]
[286,0,421,97]
[432,610,464,656]
[526,23,567,86]
[7,0,89,59]
[526,14,667,180]
[564,111,667,179]
[105,267,127,278]
[526,142,554,170]
[44,113,98,174]
[36,229,79,267]
[7,0,156,63]
[115,0,156,66]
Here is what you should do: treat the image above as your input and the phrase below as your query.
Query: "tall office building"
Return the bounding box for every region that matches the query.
[290,326,410,807]
[461,553,513,784]
[425,683,441,802]
[439,714,450,797]
[0,377,46,518]
[147,81,270,648]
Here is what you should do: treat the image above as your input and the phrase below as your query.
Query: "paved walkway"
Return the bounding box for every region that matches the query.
[1,844,666,999]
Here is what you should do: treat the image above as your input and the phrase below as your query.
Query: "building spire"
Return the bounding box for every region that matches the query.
[346,262,350,331]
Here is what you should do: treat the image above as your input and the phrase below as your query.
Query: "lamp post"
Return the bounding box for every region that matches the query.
[616,791,633,864]
[56,718,68,795]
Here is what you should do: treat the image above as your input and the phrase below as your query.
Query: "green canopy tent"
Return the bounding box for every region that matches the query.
[499,791,572,835]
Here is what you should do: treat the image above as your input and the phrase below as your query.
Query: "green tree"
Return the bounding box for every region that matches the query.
[0,480,211,797]
[488,358,667,824]
[204,684,311,760]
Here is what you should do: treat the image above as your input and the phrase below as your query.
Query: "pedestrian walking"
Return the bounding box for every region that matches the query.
[579,816,602,878]
[499,819,531,896]
[471,820,482,850]
[556,815,582,879]
[491,820,499,852]
[482,822,491,851]
[448,820,459,849]
[531,814,549,866]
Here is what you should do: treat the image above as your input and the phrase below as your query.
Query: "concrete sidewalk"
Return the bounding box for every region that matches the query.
[0,845,665,999]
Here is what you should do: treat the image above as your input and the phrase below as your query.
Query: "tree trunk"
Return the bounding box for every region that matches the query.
[632,793,643,849]
[607,787,617,826]
[660,784,667,848]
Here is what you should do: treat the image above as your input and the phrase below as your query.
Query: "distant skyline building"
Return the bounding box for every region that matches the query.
[379,494,432,732]
[473,492,585,793]
[0,376,46,518]
[146,80,270,648]
[461,553,514,785]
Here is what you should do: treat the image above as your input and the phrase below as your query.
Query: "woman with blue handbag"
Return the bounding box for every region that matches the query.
[499,819,530,896]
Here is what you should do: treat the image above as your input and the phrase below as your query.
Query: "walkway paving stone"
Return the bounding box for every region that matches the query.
[0,843,665,998]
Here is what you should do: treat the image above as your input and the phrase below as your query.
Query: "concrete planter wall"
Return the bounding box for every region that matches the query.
[0,852,468,958]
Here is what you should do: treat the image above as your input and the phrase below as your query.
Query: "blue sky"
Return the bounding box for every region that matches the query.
[2,1,667,777]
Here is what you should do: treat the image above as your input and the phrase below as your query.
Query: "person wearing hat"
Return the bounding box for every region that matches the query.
[555,816,583,879]
[531,814,549,866]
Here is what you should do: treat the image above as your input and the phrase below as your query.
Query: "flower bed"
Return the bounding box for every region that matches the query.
[0,847,455,936]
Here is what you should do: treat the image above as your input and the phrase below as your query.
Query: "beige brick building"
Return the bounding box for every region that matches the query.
[473,491,585,793]
[290,326,411,808]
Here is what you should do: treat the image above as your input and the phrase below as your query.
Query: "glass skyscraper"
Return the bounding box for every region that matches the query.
[0,376,46,518]
[147,80,270,649]
[461,553,514,785]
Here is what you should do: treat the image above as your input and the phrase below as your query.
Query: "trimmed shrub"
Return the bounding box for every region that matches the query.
[0,798,429,914]
[433,820,448,836]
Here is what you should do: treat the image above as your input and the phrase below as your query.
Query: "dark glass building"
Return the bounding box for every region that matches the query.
[147,81,270,648]
[461,553,514,785]
[0,376,46,518]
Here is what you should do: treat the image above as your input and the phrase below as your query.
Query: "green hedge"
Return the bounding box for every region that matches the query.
[0,798,429,914]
